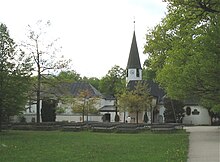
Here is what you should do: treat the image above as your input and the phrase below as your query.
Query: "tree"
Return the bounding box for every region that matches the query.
[163,98,185,123]
[99,65,126,121]
[72,90,99,123]
[57,70,82,83]
[144,0,220,112]
[99,65,126,95]
[23,20,71,123]
[118,81,151,124]
[0,23,32,131]
[164,0,220,14]
[142,59,156,80]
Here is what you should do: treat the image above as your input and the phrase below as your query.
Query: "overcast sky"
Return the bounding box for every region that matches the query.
[0,0,167,78]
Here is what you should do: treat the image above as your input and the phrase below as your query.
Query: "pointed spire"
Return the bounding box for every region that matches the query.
[126,30,142,69]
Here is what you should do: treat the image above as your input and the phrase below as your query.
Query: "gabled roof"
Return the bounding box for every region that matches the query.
[126,31,142,69]
[70,82,103,98]
[127,80,165,102]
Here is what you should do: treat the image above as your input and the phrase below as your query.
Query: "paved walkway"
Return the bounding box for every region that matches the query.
[185,126,220,162]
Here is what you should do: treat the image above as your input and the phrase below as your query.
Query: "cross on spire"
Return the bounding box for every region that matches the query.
[133,17,135,31]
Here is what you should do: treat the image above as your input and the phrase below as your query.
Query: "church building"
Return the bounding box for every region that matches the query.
[124,28,165,124]
[124,26,212,125]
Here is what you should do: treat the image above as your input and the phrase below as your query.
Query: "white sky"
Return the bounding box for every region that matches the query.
[0,0,167,78]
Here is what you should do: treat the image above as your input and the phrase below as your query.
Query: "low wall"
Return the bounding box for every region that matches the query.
[13,114,103,123]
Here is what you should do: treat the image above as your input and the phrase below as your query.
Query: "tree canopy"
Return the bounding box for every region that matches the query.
[99,65,126,96]
[144,0,220,111]
[0,23,32,130]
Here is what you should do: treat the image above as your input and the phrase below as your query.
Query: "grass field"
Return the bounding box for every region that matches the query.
[0,130,188,162]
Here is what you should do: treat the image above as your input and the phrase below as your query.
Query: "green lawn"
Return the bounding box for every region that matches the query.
[0,130,188,162]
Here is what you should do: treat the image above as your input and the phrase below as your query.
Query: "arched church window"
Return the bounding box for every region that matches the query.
[186,107,191,116]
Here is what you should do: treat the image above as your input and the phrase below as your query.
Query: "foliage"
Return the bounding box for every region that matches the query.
[163,98,185,123]
[71,90,99,122]
[0,131,189,162]
[56,70,82,83]
[142,59,156,80]
[0,23,32,130]
[144,0,220,111]
[99,65,126,96]
[118,81,151,124]
[55,106,66,114]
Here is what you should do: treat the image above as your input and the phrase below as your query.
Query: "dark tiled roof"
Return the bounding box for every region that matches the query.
[99,105,116,112]
[126,31,142,69]
[70,82,103,97]
[127,80,165,102]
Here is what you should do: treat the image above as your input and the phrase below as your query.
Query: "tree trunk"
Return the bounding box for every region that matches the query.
[36,43,41,123]
[136,111,139,124]
[82,98,85,123]
[36,64,41,123]
[171,100,177,123]
[114,99,120,122]
[0,107,2,132]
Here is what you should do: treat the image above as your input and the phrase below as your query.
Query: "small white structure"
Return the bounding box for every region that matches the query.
[182,105,211,125]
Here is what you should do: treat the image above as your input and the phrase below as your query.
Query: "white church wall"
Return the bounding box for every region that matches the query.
[100,98,115,107]
[56,114,102,122]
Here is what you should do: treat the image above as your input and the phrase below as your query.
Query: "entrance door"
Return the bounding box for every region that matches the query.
[103,113,110,122]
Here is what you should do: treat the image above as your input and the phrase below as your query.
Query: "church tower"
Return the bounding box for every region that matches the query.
[126,29,142,84]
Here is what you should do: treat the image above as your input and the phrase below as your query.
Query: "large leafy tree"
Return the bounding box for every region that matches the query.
[144,0,220,111]
[0,23,32,130]
[99,65,126,95]
[23,20,71,123]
